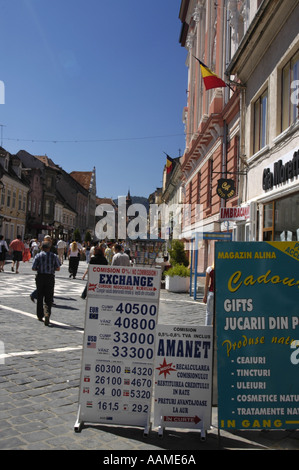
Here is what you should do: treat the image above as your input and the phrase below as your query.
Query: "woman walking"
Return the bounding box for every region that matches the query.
[22,239,31,263]
[68,241,81,279]
[81,243,108,299]
[0,235,9,272]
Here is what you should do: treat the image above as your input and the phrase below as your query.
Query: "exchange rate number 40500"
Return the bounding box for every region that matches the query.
[116,303,157,316]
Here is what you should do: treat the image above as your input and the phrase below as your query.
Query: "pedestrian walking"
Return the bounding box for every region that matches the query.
[22,239,31,263]
[84,241,91,264]
[32,241,61,326]
[81,243,108,299]
[30,236,56,303]
[31,239,40,258]
[68,240,81,279]
[124,249,134,265]
[9,235,25,273]
[0,235,8,272]
[88,241,97,258]
[44,235,57,254]
[111,243,131,266]
[57,237,66,264]
[203,264,214,326]
[104,242,113,265]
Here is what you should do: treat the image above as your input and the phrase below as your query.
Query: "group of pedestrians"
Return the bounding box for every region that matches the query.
[0,234,25,274]
[0,235,53,274]
[80,242,131,299]
[1,233,215,328]
[30,237,132,326]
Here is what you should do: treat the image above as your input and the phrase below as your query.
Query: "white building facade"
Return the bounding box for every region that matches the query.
[227,0,299,242]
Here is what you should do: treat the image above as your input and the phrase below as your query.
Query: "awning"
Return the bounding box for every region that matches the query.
[31,224,53,230]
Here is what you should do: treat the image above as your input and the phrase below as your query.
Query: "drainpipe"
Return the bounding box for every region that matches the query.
[239,86,247,205]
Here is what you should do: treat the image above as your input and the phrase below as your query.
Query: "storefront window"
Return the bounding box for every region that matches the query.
[263,194,299,241]
[262,202,274,241]
[263,202,273,228]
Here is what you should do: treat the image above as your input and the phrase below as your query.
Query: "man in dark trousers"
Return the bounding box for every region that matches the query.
[32,241,61,326]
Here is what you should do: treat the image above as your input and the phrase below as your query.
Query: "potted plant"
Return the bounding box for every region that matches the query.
[165,263,190,292]
[165,240,190,292]
[168,240,189,267]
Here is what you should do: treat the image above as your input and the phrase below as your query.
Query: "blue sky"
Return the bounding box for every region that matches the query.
[0,0,187,199]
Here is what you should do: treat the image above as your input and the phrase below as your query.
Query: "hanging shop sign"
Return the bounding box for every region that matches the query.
[217,178,236,200]
[215,241,299,431]
[74,265,161,434]
[153,324,213,438]
[220,205,250,221]
[262,148,299,191]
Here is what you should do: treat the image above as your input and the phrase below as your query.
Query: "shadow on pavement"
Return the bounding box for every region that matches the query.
[75,423,265,450]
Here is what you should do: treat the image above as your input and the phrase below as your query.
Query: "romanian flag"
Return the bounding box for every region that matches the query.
[194,57,227,91]
[165,154,173,174]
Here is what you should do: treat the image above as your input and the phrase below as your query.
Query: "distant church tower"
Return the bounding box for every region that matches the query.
[126,189,132,212]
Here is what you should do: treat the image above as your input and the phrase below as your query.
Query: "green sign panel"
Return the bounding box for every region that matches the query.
[215,242,299,430]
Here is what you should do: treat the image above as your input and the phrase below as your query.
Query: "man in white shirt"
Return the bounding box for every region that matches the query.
[111,244,130,266]
[57,237,66,264]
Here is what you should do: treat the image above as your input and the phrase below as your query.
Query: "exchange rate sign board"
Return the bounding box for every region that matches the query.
[75,265,161,432]
[216,242,299,431]
[153,324,213,436]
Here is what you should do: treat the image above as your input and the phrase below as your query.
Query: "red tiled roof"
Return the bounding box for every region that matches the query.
[96,197,117,207]
[34,155,58,170]
[70,171,92,190]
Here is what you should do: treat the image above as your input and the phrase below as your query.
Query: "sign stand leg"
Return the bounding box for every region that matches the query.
[74,406,84,433]
[197,417,206,441]
[217,427,222,448]
[143,414,151,437]
[158,415,164,438]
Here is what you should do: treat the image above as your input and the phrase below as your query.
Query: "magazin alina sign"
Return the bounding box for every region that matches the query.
[215,242,299,430]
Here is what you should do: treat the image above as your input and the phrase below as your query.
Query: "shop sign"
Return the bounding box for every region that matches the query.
[220,205,250,221]
[215,241,299,431]
[217,178,236,199]
[262,149,299,191]
[153,324,213,437]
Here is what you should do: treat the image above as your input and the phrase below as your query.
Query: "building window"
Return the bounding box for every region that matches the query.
[1,185,5,206]
[208,159,213,207]
[45,200,50,215]
[46,176,53,190]
[189,180,192,205]
[197,172,201,204]
[253,89,268,154]
[7,188,11,207]
[282,50,299,132]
